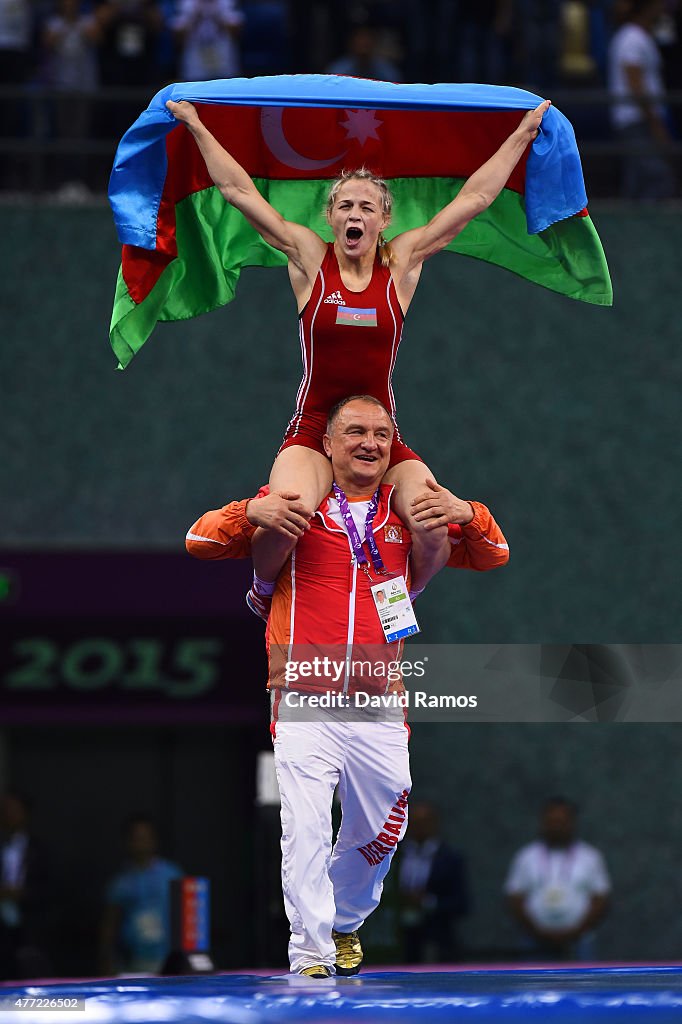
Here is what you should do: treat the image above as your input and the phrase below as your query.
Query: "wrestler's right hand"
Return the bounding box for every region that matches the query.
[245,491,312,537]
[166,99,200,128]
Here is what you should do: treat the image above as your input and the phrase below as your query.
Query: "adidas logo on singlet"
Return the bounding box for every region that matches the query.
[323,290,345,305]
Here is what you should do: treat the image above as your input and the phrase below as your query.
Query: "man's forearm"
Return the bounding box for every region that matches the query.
[447,502,509,571]
[186,500,255,559]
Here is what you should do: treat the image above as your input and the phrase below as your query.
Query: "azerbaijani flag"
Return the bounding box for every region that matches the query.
[109,75,612,369]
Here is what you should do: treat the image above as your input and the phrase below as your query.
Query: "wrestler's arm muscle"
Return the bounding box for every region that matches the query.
[166,100,326,280]
[390,100,550,277]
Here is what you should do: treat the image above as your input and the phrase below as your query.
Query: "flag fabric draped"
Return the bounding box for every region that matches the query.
[109,75,612,369]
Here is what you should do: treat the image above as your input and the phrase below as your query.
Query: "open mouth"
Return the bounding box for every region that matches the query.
[354,453,376,462]
[346,227,363,243]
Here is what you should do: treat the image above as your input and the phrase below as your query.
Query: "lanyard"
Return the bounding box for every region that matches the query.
[538,844,577,884]
[332,483,386,575]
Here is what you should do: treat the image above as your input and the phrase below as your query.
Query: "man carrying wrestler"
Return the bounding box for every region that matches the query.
[186,395,509,977]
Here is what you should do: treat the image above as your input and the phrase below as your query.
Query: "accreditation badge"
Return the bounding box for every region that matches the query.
[132,909,164,943]
[371,575,420,643]
[543,885,569,910]
[540,885,570,924]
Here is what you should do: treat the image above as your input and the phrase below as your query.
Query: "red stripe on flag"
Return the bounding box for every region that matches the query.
[122,147,179,300]
[164,105,528,200]
[122,243,174,304]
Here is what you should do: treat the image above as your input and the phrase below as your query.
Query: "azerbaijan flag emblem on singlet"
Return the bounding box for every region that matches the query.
[335,307,378,328]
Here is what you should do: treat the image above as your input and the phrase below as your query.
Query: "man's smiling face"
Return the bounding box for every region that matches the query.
[323,399,393,495]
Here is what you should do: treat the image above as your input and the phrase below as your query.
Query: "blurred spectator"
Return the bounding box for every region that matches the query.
[455,1,512,85]
[95,0,162,85]
[0,792,52,981]
[95,0,163,140]
[173,0,243,81]
[398,802,470,963]
[504,796,611,961]
[327,21,401,82]
[99,816,182,975]
[44,0,99,91]
[43,0,100,192]
[608,0,677,199]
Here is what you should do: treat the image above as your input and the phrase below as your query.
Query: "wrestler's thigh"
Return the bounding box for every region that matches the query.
[382,459,438,519]
[269,445,333,512]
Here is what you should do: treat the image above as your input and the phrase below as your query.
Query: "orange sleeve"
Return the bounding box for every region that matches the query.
[446,501,509,571]
[185,486,269,560]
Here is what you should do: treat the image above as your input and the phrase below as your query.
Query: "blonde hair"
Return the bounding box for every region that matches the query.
[326,168,394,267]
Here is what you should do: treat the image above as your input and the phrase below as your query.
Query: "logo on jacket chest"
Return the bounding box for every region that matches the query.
[384,524,403,544]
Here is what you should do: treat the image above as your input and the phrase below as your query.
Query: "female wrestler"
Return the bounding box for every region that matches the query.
[166,97,549,609]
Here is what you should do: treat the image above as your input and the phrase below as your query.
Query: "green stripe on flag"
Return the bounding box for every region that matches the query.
[110,177,612,369]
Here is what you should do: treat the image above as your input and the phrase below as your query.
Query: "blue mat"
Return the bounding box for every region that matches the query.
[2,968,682,1023]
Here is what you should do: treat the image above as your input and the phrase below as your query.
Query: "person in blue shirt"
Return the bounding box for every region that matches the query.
[99,816,182,974]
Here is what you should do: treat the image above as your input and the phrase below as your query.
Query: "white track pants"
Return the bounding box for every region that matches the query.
[272,719,411,973]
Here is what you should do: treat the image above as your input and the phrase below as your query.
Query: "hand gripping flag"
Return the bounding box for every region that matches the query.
[109,75,612,369]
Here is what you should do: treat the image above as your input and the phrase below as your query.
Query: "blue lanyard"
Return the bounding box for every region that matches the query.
[332,483,386,575]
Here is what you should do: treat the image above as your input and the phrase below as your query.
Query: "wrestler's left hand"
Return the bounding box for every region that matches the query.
[411,478,474,530]
[166,99,201,129]
[517,99,551,142]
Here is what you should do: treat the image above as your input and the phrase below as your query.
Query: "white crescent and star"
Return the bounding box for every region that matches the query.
[339,109,383,146]
[260,108,383,170]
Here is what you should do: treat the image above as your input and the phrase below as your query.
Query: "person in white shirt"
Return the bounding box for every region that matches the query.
[173,0,243,82]
[607,0,676,199]
[504,796,611,960]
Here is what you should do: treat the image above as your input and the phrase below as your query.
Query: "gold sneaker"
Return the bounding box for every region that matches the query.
[332,929,363,975]
[299,965,332,978]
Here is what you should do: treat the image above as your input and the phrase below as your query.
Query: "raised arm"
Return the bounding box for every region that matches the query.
[391,100,551,275]
[166,100,326,279]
